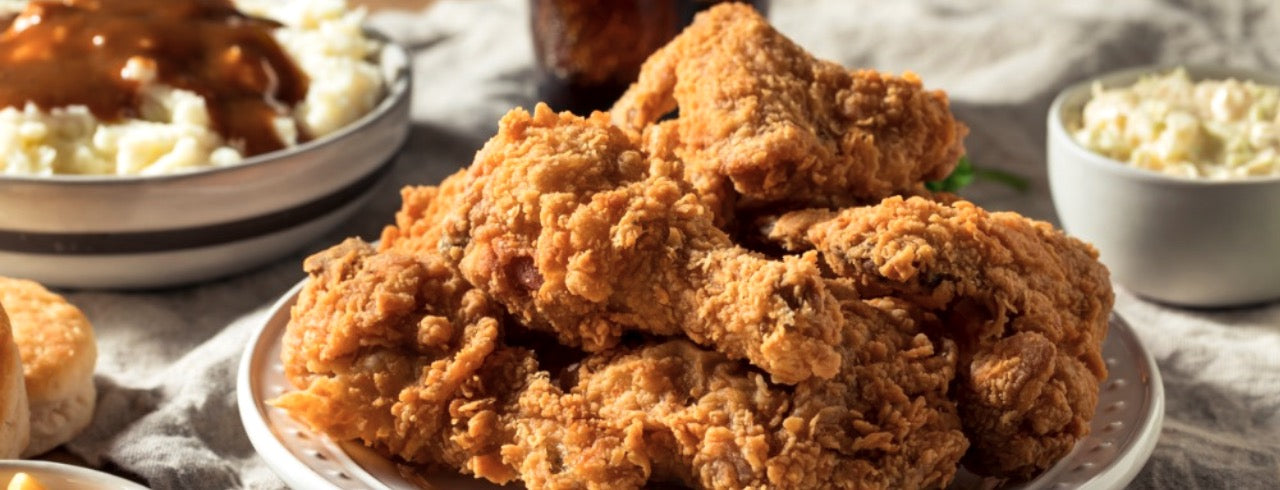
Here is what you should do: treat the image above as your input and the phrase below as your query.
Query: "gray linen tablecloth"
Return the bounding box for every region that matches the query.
[58,0,1280,488]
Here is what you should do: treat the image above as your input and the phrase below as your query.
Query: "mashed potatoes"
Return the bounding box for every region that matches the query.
[1072,68,1280,179]
[0,0,384,176]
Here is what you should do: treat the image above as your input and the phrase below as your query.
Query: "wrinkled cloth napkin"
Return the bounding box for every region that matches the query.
[60,0,1280,488]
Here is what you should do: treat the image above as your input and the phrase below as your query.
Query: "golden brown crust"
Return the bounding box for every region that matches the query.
[275,239,539,482]
[441,104,843,385]
[281,164,971,489]
[282,156,1112,488]
[379,168,470,261]
[612,4,967,223]
[766,196,1113,479]
[502,290,966,489]
[278,4,1112,485]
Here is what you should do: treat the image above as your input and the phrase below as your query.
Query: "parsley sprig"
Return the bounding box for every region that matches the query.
[925,156,1028,193]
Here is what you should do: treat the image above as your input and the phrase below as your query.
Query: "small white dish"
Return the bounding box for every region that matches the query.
[0,30,411,290]
[238,281,1165,490]
[0,460,150,490]
[1048,64,1280,307]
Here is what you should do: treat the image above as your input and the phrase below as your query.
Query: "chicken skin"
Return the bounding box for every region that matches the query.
[441,104,843,385]
[764,196,1113,479]
[611,4,967,223]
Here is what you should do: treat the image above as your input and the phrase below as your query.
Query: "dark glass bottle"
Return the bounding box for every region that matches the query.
[530,0,770,115]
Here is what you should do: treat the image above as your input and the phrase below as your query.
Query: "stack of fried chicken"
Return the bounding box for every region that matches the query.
[274,4,1113,489]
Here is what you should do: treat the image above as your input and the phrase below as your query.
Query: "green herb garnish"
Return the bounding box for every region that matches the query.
[926,155,975,192]
[926,155,1029,193]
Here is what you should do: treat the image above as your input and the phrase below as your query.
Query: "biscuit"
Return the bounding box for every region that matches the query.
[0,304,30,458]
[0,277,97,457]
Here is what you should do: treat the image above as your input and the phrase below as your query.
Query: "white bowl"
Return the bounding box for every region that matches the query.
[0,460,149,490]
[1048,64,1280,307]
[0,32,411,290]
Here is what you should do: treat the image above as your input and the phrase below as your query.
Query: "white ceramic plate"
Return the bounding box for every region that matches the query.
[0,460,150,490]
[238,281,1164,490]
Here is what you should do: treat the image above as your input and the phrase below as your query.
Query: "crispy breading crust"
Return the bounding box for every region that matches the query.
[612,4,967,223]
[441,104,843,385]
[279,240,967,489]
[278,4,1112,486]
[507,290,968,489]
[379,169,470,261]
[276,239,538,483]
[766,196,1113,479]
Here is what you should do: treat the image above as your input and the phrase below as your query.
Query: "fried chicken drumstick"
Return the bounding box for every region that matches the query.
[440,104,843,384]
[611,4,968,223]
[764,196,1113,479]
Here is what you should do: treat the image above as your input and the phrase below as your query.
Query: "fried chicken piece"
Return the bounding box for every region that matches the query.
[275,238,537,483]
[379,169,469,259]
[505,283,966,489]
[441,103,843,384]
[611,4,967,223]
[279,239,966,489]
[763,196,1113,479]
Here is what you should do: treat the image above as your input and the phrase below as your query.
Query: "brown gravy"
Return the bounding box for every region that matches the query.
[0,0,309,156]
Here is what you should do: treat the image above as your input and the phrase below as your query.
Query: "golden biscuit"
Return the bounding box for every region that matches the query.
[0,304,30,458]
[0,277,97,457]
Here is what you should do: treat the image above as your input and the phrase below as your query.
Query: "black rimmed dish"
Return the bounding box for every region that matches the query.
[1048,64,1280,307]
[0,31,411,290]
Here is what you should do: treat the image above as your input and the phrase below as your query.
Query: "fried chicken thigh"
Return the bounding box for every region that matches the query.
[441,103,843,384]
[764,196,1113,479]
[611,4,967,223]
[275,239,538,483]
